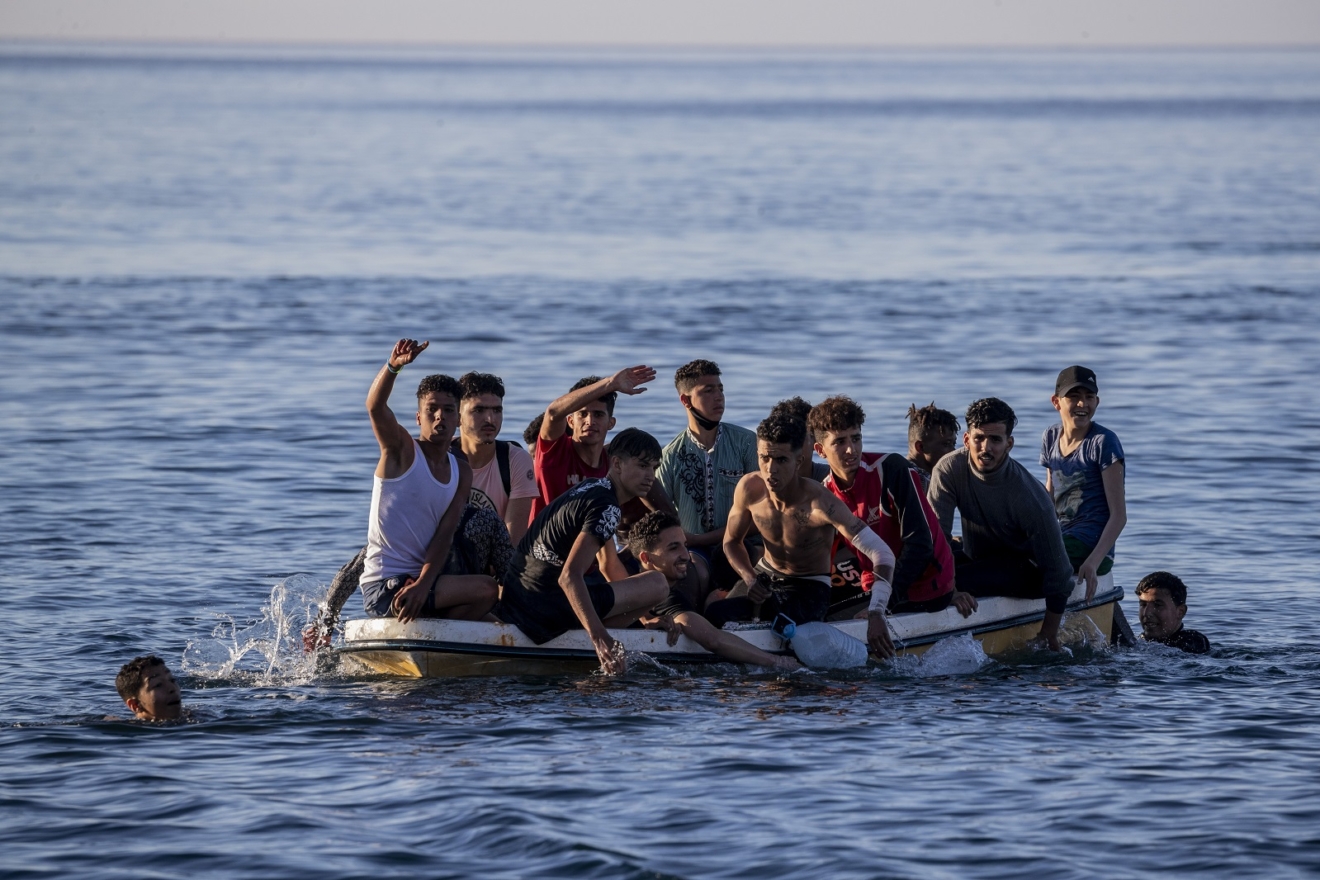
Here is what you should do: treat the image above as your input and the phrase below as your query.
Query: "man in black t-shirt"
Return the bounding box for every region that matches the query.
[1135,571,1211,654]
[495,428,669,675]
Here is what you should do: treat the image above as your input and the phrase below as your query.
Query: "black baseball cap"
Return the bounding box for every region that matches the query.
[1055,365,1099,396]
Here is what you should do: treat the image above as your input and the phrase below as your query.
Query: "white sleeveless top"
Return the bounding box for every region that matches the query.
[360,441,459,584]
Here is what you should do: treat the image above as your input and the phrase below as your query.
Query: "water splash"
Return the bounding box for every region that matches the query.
[887,633,990,677]
[181,574,328,686]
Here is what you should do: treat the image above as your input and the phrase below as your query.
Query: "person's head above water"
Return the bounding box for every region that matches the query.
[1135,571,1188,641]
[907,402,960,473]
[964,397,1017,474]
[116,655,183,721]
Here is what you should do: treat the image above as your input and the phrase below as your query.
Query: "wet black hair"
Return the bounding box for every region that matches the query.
[115,655,167,701]
[607,427,662,464]
[1136,571,1188,606]
[965,397,1017,435]
[626,510,683,556]
[416,374,462,402]
[674,359,722,394]
[757,412,807,451]
[570,375,619,416]
[457,372,505,401]
[523,413,544,447]
[907,402,960,444]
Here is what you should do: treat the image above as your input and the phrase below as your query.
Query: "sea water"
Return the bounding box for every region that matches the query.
[2,44,1319,878]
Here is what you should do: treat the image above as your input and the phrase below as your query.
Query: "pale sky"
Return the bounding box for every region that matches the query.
[2,0,1319,48]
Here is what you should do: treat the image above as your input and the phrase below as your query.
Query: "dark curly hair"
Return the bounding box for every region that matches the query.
[808,396,866,439]
[965,397,1017,434]
[116,655,167,701]
[673,359,721,394]
[570,375,619,416]
[1136,571,1188,606]
[607,427,662,464]
[416,374,462,402]
[457,372,505,401]
[757,412,807,451]
[907,402,960,444]
[626,510,683,556]
[523,413,544,447]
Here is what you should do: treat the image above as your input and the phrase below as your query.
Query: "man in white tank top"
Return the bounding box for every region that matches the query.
[358,339,498,623]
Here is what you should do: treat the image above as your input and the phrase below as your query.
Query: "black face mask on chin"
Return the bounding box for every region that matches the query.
[686,403,720,432]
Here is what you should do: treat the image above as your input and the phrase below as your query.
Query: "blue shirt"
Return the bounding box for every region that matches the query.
[1039,422,1125,553]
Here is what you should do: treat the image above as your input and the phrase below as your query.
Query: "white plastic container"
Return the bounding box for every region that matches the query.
[774,615,869,669]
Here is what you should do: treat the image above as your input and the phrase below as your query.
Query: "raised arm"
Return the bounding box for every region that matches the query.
[391,461,473,623]
[540,365,656,443]
[368,339,428,477]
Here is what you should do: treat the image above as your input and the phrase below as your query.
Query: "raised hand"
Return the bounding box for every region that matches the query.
[610,365,656,396]
[390,338,430,369]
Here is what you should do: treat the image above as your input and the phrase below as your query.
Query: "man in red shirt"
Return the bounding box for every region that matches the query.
[532,366,678,525]
[808,396,976,633]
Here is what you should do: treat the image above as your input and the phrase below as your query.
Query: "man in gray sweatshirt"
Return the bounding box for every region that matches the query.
[927,397,1074,651]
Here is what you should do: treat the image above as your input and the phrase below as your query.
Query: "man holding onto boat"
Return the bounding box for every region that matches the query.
[807,396,976,646]
[495,428,671,675]
[704,413,899,658]
[927,397,1073,651]
[357,339,499,624]
[629,511,800,670]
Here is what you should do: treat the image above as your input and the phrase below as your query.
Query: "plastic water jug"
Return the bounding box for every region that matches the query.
[773,614,869,669]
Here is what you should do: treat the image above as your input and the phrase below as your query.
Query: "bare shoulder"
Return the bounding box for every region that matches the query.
[735,471,769,501]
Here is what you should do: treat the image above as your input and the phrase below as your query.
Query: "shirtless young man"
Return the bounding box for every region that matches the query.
[704,413,899,658]
[357,339,498,624]
[629,511,799,671]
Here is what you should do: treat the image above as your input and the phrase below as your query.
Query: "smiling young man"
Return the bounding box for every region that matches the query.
[704,413,899,658]
[927,398,1074,651]
[495,429,671,675]
[1041,365,1127,600]
[808,396,975,625]
[357,339,498,625]
[455,372,539,545]
[531,365,657,521]
[1135,571,1210,654]
[116,655,183,721]
[628,511,799,670]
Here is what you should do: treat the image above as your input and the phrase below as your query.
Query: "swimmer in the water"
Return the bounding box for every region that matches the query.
[115,655,184,721]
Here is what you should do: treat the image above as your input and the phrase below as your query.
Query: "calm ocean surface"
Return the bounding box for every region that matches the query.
[2,44,1319,878]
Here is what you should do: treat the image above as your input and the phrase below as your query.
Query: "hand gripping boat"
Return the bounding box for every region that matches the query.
[337,574,1129,678]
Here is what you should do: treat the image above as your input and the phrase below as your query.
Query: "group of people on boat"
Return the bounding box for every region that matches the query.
[304,337,1210,678]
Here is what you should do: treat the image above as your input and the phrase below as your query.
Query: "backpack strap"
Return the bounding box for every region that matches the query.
[496,440,512,496]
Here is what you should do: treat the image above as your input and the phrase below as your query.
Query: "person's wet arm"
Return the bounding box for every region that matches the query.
[559,531,622,674]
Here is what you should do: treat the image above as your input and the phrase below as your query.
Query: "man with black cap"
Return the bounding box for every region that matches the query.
[1040,365,1127,600]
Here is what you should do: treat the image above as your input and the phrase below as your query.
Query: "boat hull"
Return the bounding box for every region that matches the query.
[338,576,1122,678]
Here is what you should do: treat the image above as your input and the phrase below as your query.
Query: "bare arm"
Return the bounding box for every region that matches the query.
[1078,461,1127,599]
[392,461,472,623]
[368,339,428,478]
[504,496,533,545]
[820,495,897,659]
[559,531,623,674]
[540,365,656,443]
[722,475,760,588]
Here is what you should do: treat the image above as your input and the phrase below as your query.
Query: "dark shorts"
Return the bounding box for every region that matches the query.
[954,549,1068,614]
[494,575,617,645]
[1063,536,1113,576]
[704,565,831,629]
[360,574,434,619]
[651,586,697,619]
